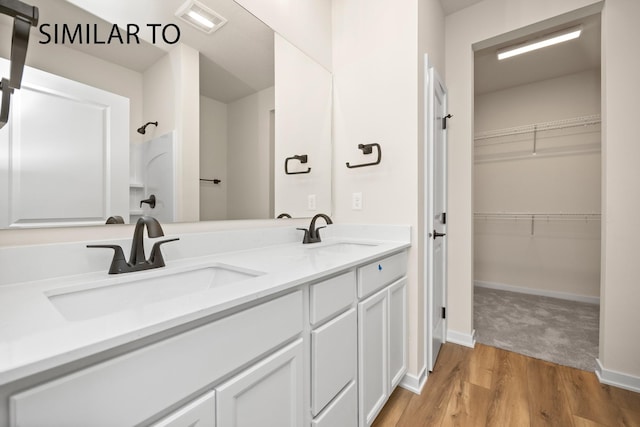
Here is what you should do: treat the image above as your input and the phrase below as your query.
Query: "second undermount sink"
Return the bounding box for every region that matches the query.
[47,264,263,322]
[305,242,378,254]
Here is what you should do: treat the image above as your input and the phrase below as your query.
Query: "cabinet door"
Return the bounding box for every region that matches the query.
[151,391,215,427]
[358,289,388,427]
[216,339,304,427]
[311,308,357,415]
[388,278,407,389]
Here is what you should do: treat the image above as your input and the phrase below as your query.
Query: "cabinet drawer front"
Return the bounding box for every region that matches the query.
[312,381,357,427]
[357,251,408,298]
[151,390,216,427]
[216,339,304,427]
[10,291,303,427]
[310,270,355,326]
[311,308,357,416]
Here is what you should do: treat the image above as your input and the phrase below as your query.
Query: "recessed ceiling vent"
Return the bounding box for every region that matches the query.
[176,0,227,34]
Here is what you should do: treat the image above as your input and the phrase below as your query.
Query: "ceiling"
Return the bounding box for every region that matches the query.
[6,1,600,100]
[23,0,274,103]
[474,14,601,95]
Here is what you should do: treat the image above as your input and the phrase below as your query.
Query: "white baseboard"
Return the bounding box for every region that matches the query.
[475,280,600,305]
[595,359,640,393]
[399,367,427,394]
[446,329,476,348]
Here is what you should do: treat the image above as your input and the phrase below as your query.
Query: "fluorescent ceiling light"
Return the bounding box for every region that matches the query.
[497,26,583,60]
[176,0,227,34]
[187,10,214,29]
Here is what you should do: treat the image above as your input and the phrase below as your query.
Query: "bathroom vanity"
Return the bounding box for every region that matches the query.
[0,224,410,426]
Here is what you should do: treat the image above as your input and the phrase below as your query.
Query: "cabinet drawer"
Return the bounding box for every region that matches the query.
[311,308,357,416]
[357,251,408,298]
[310,270,355,326]
[151,390,216,427]
[312,381,357,427]
[10,291,303,427]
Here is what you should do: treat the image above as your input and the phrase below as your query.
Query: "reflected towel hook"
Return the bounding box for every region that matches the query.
[200,178,221,184]
[0,0,40,129]
[285,154,311,175]
[346,143,381,168]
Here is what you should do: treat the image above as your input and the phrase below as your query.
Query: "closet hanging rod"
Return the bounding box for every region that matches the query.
[474,114,601,141]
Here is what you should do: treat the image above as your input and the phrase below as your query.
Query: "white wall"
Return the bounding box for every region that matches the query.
[447,0,640,383]
[274,35,332,218]
[600,0,640,383]
[234,0,332,71]
[143,44,200,223]
[227,86,274,220]
[474,70,601,298]
[332,0,445,382]
[200,96,228,221]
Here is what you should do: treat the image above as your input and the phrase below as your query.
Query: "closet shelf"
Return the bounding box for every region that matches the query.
[475,212,600,236]
[474,114,601,142]
[474,212,601,221]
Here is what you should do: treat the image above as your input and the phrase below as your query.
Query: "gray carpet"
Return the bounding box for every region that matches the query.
[474,286,600,372]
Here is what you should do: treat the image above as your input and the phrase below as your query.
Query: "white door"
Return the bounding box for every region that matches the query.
[0,58,129,228]
[426,63,448,372]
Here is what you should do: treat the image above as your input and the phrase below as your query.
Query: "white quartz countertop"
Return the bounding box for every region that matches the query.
[0,228,409,386]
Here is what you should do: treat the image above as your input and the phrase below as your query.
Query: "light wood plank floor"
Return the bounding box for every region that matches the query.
[373,343,640,427]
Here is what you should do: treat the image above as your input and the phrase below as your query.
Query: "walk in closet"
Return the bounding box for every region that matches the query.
[472,13,602,370]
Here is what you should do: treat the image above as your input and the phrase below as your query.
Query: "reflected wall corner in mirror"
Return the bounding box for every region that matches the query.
[0,0,332,230]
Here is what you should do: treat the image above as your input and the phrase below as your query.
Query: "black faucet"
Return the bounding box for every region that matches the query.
[87,216,179,274]
[298,213,333,244]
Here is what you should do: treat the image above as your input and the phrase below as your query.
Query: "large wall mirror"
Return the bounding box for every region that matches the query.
[0,0,332,229]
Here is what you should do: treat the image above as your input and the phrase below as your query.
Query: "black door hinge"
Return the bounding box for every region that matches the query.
[442,114,452,129]
[441,307,446,319]
[441,212,447,225]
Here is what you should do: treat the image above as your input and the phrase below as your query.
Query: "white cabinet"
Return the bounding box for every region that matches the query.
[10,292,302,427]
[151,391,216,427]
[357,254,408,427]
[6,249,408,427]
[216,339,304,427]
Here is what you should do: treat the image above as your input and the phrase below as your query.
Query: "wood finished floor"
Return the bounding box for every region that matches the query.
[373,343,640,427]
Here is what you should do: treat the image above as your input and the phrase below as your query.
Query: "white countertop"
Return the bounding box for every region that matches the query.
[0,226,410,386]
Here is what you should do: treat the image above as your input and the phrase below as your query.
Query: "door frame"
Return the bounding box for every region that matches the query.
[424,55,448,373]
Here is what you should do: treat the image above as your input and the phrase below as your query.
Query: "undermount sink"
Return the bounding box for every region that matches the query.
[305,242,378,254]
[47,264,263,322]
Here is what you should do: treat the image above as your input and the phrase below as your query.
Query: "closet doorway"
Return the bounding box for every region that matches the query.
[472,13,601,371]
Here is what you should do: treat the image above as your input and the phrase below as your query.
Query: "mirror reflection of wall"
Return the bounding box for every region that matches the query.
[0,0,332,229]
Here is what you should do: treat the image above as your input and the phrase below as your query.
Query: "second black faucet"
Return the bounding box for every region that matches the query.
[298,213,333,244]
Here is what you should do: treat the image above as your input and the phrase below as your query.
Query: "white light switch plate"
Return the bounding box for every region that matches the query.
[308,194,317,210]
[352,192,362,210]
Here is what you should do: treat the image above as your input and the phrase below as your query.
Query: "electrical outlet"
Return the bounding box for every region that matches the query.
[308,194,316,210]
[352,192,362,210]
